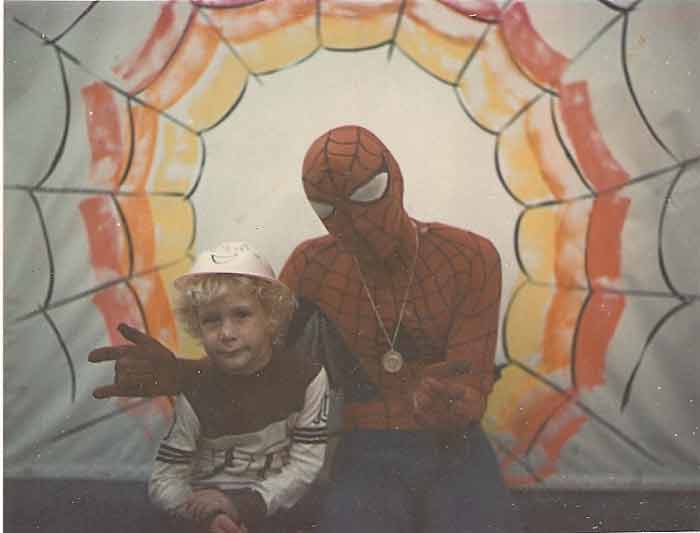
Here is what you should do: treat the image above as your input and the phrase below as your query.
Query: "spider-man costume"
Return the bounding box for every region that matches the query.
[282,125,501,432]
[283,126,518,532]
[90,125,520,532]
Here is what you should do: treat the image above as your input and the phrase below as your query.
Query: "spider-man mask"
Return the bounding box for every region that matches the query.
[302,125,410,261]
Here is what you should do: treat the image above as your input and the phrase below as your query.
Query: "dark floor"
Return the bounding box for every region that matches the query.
[4,479,699,532]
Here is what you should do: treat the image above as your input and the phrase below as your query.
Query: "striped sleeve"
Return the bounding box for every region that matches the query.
[257,367,329,516]
[148,394,200,516]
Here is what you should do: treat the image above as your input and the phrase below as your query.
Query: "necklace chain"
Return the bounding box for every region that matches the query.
[354,230,420,354]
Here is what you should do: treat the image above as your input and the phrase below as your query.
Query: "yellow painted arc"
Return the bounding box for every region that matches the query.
[499,116,552,202]
[396,16,478,83]
[149,196,196,266]
[151,118,203,194]
[184,47,248,130]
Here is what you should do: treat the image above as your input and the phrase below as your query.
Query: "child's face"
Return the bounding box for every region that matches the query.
[197,285,273,376]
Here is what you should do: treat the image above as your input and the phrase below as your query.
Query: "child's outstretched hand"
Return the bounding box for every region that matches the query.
[88,323,180,398]
[210,513,248,533]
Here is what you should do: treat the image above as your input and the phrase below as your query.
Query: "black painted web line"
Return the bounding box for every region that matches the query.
[13,17,199,137]
[510,360,663,466]
[35,49,71,189]
[501,282,663,466]
[43,310,77,403]
[620,299,693,411]
[46,399,153,446]
[13,255,193,325]
[386,0,407,61]
[48,0,100,44]
[620,12,679,164]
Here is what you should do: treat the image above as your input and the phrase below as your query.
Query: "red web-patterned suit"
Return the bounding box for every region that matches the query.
[280,125,502,432]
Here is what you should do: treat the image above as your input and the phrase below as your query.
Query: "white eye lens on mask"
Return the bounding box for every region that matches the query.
[349,172,388,203]
[309,200,335,219]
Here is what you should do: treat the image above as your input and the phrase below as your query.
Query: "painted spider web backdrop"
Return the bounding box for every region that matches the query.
[4,0,699,488]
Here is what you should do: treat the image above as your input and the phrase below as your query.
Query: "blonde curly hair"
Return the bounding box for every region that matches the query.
[175,274,297,347]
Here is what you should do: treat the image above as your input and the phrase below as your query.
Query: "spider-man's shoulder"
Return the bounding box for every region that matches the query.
[280,235,343,293]
[286,235,338,265]
[420,221,501,267]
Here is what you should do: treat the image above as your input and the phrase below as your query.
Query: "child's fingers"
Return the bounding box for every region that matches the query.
[189,500,204,521]
[185,500,200,521]
[209,513,239,533]
[230,521,247,533]
[193,500,213,522]
[232,523,248,533]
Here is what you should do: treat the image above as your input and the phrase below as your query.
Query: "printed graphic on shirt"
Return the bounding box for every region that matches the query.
[150,368,330,516]
[156,443,194,465]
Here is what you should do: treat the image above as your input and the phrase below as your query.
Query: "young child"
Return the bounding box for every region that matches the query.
[148,241,330,533]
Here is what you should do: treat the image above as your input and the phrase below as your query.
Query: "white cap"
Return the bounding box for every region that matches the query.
[174,241,279,289]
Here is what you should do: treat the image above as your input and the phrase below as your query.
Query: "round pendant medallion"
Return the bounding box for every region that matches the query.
[382,350,404,373]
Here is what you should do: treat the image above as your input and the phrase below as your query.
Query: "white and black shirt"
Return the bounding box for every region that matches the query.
[148,348,329,525]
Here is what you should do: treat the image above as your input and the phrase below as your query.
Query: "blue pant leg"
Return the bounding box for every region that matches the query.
[150,507,203,533]
[317,432,417,533]
[252,483,324,533]
[421,428,523,533]
[319,474,415,533]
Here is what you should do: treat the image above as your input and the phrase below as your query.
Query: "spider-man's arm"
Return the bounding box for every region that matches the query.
[414,236,502,430]
[279,244,307,294]
[89,241,320,399]
[89,324,208,398]
[279,238,331,298]
[280,239,360,390]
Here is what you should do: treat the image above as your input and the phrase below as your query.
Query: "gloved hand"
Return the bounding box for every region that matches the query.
[413,361,486,430]
[88,323,181,398]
